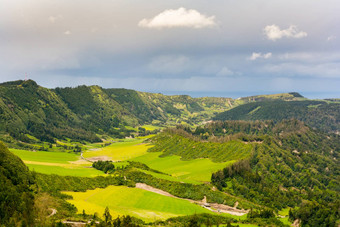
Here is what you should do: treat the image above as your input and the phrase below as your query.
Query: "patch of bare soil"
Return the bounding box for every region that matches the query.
[292,219,301,227]
[86,156,111,162]
[135,183,248,216]
[48,208,57,217]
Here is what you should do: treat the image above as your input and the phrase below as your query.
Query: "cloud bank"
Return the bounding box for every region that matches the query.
[138,7,216,29]
[264,25,307,41]
[249,52,272,60]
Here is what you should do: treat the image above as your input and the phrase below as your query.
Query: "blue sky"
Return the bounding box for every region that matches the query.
[1,0,339,98]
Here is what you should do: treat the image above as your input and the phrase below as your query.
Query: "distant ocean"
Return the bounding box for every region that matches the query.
[160,91,340,99]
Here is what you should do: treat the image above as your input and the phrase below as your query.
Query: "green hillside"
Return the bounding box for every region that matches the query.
[0,141,36,226]
[213,100,340,133]
[0,80,233,146]
[170,120,340,225]
[148,129,253,162]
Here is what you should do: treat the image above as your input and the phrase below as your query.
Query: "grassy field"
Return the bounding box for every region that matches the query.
[130,152,233,183]
[10,149,79,163]
[83,139,151,161]
[83,137,232,183]
[10,148,104,177]
[26,163,104,177]
[64,185,212,222]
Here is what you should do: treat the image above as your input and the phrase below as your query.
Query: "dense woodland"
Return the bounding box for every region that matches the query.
[0,141,36,226]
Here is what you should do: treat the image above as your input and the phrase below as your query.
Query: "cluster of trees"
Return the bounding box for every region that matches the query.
[156,213,235,227]
[101,207,143,226]
[92,161,115,174]
[127,161,165,175]
[289,202,339,227]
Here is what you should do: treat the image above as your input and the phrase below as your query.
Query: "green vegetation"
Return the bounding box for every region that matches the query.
[289,201,339,227]
[1,80,339,226]
[26,163,104,177]
[149,129,253,162]
[92,160,115,173]
[124,170,255,209]
[213,100,340,133]
[207,121,339,209]
[64,185,212,221]
[83,138,151,161]
[0,141,35,226]
[10,148,104,177]
[130,152,230,183]
[10,148,79,163]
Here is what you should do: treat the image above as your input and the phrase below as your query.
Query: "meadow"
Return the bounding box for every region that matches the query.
[10,148,104,177]
[64,185,212,222]
[10,148,79,163]
[83,138,151,161]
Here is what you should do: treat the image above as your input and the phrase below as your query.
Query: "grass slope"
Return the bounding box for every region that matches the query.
[83,139,151,161]
[149,131,253,162]
[131,152,231,183]
[64,185,212,222]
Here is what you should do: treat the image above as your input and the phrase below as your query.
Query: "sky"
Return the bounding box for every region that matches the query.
[0,0,339,98]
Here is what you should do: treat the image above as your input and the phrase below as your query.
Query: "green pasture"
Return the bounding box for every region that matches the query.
[64,185,212,222]
[10,148,104,177]
[83,139,151,161]
[130,152,232,183]
[26,163,104,177]
[10,148,79,163]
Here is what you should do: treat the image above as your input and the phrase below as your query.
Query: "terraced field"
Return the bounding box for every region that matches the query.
[10,149,104,177]
[64,185,212,222]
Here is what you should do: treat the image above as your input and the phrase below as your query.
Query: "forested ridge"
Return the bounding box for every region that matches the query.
[213,100,340,133]
[0,80,233,144]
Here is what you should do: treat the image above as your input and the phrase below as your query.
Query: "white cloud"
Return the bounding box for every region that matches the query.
[264,25,307,41]
[217,67,234,77]
[48,15,63,23]
[138,7,216,29]
[263,52,272,59]
[327,35,336,41]
[249,52,272,60]
[64,30,71,35]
